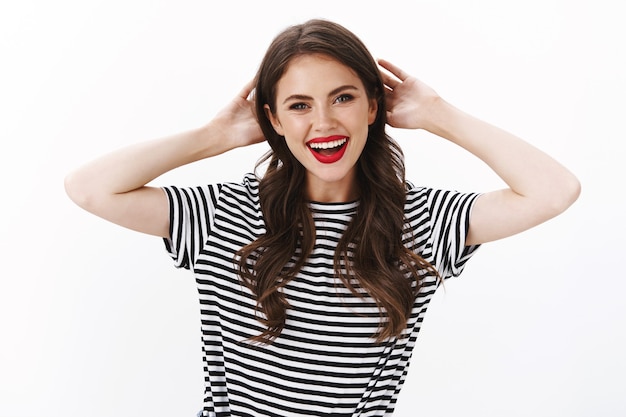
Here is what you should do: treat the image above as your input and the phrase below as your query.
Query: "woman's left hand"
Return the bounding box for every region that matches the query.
[377,61,580,246]
[378,59,440,130]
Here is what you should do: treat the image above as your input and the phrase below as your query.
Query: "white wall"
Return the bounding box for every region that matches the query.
[1,1,623,416]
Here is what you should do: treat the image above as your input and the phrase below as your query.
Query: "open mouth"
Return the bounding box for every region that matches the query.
[307,136,349,164]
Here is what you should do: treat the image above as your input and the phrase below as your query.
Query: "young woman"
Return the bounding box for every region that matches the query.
[65,19,580,417]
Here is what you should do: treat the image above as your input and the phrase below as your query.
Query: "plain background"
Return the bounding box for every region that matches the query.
[1,1,624,416]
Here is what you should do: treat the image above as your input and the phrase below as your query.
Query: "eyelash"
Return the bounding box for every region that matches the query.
[290,103,308,110]
[288,94,354,110]
[335,93,354,103]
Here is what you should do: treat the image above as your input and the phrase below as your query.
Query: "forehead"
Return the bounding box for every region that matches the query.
[276,54,364,96]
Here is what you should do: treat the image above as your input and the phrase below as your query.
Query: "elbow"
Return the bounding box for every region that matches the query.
[567,175,582,205]
[64,171,96,211]
[64,171,82,206]
[547,173,582,217]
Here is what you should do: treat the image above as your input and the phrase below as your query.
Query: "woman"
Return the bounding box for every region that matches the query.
[65,19,580,417]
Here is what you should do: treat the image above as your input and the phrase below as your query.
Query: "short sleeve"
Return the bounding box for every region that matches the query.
[421,188,481,280]
[161,184,222,269]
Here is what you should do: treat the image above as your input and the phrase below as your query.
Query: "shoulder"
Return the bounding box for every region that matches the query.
[164,173,261,213]
[405,181,432,211]
[405,181,478,208]
[212,173,262,216]
[404,181,479,224]
[219,173,260,201]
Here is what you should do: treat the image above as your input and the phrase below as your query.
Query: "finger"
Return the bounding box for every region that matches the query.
[238,79,256,101]
[378,58,409,82]
[379,70,397,89]
[378,60,403,90]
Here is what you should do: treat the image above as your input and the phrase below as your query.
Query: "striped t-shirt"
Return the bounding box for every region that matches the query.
[163,173,480,417]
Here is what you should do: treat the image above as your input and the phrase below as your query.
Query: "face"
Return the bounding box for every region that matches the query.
[265,54,378,202]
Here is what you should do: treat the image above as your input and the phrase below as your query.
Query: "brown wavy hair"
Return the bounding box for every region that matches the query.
[237,19,437,343]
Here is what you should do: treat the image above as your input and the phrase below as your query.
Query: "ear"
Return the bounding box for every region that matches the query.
[264,104,284,136]
[367,98,378,125]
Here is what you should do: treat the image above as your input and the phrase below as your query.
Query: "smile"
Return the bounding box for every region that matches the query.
[307,136,349,164]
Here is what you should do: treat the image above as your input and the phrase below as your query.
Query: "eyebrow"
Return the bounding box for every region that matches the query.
[281,85,360,105]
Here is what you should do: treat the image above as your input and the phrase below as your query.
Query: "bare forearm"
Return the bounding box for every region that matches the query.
[379,59,579,243]
[63,121,243,236]
[425,98,580,209]
[64,123,240,236]
[64,80,263,236]
[66,123,231,198]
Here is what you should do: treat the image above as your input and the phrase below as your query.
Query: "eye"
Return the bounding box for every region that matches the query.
[289,102,309,110]
[335,94,354,104]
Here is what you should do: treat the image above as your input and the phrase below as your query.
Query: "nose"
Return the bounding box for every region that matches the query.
[313,105,336,131]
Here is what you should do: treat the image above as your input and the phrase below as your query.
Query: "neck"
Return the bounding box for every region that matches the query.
[305,175,359,203]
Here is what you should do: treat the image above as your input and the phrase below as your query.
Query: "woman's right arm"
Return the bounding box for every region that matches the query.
[64,81,264,237]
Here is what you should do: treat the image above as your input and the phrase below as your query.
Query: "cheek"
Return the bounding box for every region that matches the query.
[280,118,309,141]
[271,138,301,165]
[284,137,305,158]
[270,117,284,136]
[279,128,304,155]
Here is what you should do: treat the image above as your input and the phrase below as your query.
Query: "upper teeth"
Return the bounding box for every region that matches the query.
[309,138,347,149]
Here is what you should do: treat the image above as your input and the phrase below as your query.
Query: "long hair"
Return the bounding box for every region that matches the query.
[237,19,438,343]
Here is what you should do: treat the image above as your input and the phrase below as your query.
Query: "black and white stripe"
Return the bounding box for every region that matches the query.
[163,173,480,417]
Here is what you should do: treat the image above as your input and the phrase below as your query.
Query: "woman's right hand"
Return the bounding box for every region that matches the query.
[208,79,265,150]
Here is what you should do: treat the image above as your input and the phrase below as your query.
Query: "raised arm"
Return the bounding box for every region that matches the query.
[378,59,581,246]
[64,80,264,237]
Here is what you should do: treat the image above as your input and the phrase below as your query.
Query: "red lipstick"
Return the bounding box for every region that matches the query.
[307,135,349,164]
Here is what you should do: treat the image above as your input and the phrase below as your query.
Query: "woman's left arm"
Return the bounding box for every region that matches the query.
[378,59,581,245]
